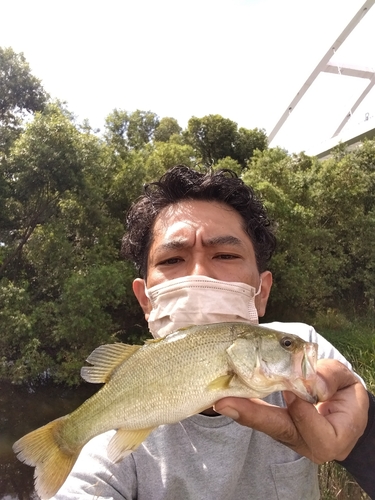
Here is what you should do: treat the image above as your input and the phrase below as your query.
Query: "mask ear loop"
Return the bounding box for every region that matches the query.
[245,279,262,323]
[255,278,262,296]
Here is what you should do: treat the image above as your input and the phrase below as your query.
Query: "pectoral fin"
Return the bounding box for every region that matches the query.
[107,427,155,463]
[207,373,234,391]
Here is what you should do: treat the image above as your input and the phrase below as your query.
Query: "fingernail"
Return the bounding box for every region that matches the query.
[214,406,239,420]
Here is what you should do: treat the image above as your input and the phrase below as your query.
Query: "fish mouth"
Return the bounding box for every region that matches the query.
[289,379,318,404]
[290,343,318,404]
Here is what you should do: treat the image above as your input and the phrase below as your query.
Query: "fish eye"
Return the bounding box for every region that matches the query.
[280,337,294,349]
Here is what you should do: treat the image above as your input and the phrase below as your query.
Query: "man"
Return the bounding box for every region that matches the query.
[53,165,374,499]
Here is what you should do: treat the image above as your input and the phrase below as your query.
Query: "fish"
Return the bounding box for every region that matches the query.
[13,322,318,499]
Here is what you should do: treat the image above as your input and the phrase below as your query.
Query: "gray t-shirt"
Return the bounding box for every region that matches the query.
[52,322,358,500]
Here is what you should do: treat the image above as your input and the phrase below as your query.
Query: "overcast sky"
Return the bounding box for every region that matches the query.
[2,0,375,154]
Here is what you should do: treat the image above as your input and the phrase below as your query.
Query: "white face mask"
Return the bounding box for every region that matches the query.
[145,275,262,338]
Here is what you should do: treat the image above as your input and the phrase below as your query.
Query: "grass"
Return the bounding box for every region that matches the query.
[318,462,370,500]
[314,311,375,499]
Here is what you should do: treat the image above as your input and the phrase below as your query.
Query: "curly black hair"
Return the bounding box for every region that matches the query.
[121,165,276,278]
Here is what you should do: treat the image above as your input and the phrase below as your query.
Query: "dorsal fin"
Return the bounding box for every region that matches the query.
[144,337,164,344]
[81,343,141,384]
[144,324,194,344]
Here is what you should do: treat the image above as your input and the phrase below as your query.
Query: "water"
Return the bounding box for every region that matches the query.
[0,381,99,499]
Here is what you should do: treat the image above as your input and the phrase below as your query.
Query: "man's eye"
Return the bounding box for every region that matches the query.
[215,254,238,260]
[158,257,183,265]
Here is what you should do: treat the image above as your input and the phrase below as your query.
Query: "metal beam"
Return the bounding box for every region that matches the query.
[323,62,375,79]
[332,74,375,136]
[312,119,375,159]
[268,0,375,145]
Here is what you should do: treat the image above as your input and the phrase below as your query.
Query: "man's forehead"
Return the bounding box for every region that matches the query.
[153,200,241,227]
[151,206,251,252]
[150,199,252,246]
[152,213,244,241]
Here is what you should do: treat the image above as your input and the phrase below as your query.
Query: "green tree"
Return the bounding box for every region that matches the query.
[243,148,328,320]
[214,157,243,176]
[144,141,195,182]
[184,114,267,167]
[104,109,159,155]
[234,127,268,169]
[244,144,375,319]
[184,114,238,166]
[0,46,48,153]
[105,149,148,221]
[154,117,182,142]
[127,110,159,149]
[0,103,86,278]
[103,108,130,158]
[0,106,148,384]
[309,141,375,312]
[51,261,140,385]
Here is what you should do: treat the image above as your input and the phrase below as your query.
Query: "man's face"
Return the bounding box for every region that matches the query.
[133,200,272,319]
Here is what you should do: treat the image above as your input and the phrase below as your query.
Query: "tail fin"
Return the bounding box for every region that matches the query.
[13,416,82,499]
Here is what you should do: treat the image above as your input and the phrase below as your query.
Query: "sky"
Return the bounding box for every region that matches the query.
[1,0,375,154]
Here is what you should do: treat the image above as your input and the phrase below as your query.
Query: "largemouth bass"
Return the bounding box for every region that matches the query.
[13,322,318,499]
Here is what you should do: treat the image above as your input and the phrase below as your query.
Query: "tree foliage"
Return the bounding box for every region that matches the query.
[154,117,182,143]
[0,104,86,278]
[104,109,159,156]
[244,145,375,320]
[0,47,47,120]
[184,114,267,167]
[0,46,48,153]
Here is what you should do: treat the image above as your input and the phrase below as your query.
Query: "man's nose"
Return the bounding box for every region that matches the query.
[189,259,214,278]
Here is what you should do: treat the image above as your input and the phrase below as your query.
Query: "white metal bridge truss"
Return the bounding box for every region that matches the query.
[268,0,375,146]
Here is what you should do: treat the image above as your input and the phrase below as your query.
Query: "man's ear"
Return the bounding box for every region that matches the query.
[256,271,272,318]
[133,278,152,320]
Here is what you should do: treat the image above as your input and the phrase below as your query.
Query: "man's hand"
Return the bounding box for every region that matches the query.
[214,359,369,463]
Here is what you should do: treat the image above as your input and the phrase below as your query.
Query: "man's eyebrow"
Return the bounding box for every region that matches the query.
[203,235,244,247]
[153,235,245,255]
[153,239,189,253]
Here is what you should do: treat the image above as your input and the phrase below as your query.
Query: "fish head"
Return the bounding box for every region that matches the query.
[226,329,318,403]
